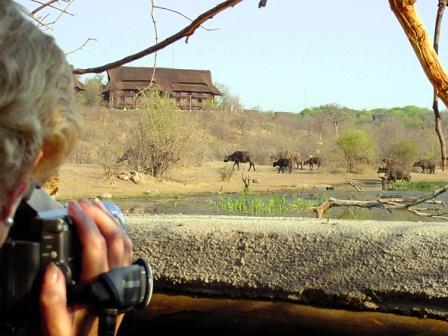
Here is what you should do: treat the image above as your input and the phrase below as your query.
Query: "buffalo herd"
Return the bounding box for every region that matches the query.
[223,151,439,188]
[224,150,321,174]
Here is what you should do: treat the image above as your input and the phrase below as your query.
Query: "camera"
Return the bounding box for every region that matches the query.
[0,183,153,334]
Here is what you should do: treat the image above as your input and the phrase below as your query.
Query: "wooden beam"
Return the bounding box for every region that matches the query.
[131,293,448,335]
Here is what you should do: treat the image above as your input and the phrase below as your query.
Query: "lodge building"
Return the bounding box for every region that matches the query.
[102,66,222,110]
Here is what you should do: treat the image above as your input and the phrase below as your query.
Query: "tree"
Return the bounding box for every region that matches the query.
[300,104,354,140]
[237,118,248,136]
[389,1,448,170]
[325,104,351,139]
[214,82,243,115]
[124,88,201,177]
[431,0,448,170]
[336,129,375,173]
[76,74,104,107]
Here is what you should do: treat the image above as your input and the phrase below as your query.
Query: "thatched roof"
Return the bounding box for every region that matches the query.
[103,66,221,95]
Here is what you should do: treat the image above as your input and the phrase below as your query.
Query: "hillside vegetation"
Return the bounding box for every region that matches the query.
[70,100,447,177]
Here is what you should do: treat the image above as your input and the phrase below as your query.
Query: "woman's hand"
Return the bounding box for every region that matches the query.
[39,199,133,336]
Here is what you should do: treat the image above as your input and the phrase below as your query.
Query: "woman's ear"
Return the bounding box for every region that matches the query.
[0,179,29,222]
[1,150,43,222]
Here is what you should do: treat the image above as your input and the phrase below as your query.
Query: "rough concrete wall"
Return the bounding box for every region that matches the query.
[126,214,448,320]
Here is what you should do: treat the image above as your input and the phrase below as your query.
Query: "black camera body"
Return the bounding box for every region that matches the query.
[0,184,81,315]
[0,183,153,334]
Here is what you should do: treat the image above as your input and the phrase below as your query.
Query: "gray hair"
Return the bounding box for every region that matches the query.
[0,0,82,203]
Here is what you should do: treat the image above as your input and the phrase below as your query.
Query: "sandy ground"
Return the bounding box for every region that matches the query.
[58,161,448,198]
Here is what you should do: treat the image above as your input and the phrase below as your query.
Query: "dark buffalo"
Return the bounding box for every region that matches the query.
[273,158,292,174]
[224,151,255,171]
[377,165,411,183]
[271,152,303,170]
[303,156,322,170]
[413,159,435,174]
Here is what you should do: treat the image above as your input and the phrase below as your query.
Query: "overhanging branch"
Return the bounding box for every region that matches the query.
[31,0,59,15]
[389,0,448,108]
[73,0,245,74]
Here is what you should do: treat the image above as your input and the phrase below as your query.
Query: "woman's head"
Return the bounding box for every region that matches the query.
[0,0,82,205]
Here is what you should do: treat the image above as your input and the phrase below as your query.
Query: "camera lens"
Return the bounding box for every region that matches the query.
[100,200,127,230]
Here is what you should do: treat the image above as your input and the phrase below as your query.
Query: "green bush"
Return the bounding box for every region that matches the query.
[386,140,417,166]
[336,129,375,173]
[124,87,202,177]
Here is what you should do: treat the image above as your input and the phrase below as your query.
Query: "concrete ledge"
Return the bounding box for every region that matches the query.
[126,215,448,320]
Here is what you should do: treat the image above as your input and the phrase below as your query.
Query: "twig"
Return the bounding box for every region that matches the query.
[149,0,158,86]
[241,173,251,192]
[65,38,97,55]
[31,0,74,16]
[45,0,75,27]
[31,0,59,15]
[137,0,159,98]
[154,5,219,31]
[74,0,245,74]
[345,180,363,191]
[33,13,52,29]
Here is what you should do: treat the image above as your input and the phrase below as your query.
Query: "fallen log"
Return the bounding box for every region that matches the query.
[309,184,448,219]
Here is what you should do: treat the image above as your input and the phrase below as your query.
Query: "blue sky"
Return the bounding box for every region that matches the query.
[17,1,448,112]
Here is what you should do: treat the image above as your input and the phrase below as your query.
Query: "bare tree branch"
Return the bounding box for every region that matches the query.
[154,5,219,31]
[32,13,52,29]
[149,0,158,87]
[46,0,74,27]
[31,0,59,15]
[73,0,245,74]
[432,1,448,171]
[65,38,97,56]
[31,0,74,16]
[135,0,159,98]
[389,0,448,108]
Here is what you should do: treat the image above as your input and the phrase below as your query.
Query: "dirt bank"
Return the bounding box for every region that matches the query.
[58,161,448,198]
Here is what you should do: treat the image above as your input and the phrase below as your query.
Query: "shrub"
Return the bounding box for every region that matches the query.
[219,166,234,181]
[124,88,202,177]
[337,129,375,173]
[76,74,105,107]
[386,140,417,166]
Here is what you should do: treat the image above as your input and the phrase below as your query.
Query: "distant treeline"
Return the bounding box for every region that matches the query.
[298,104,435,127]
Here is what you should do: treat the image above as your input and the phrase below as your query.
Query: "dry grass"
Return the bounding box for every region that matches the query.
[218,166,234,181]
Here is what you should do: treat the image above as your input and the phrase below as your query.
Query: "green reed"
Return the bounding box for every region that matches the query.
[391,181,447,192]
[208,192,322,216]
